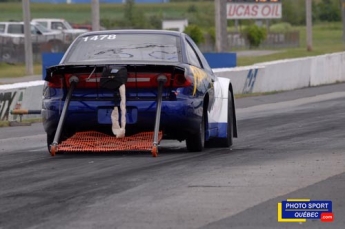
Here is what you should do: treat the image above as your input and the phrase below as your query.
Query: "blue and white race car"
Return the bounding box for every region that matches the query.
[42,30,237,156]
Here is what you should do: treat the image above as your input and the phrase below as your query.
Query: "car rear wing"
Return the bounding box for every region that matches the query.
[45,63,192,89]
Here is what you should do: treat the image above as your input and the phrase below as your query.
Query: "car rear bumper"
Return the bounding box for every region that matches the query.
[42,99,202,139]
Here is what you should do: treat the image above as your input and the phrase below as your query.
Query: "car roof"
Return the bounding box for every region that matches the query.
[32,18,66,21]
[0,21,38,25]
[0,22,24,25]
[81,29,184,37]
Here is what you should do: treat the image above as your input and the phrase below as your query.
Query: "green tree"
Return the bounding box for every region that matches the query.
[183,24,205,45]
[124,0,135,25]
[187,4,198,13]
[122,0,148,29]
[317,0,341,22]
[281,0,306,25]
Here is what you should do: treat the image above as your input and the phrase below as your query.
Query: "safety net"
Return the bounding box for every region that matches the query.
[56,131,162,153]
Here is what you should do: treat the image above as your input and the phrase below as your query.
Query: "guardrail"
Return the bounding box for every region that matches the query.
[10,109,41,123]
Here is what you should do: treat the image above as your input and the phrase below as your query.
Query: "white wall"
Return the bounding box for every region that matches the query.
[215,51,345,94]
[310,52,345,86]
[0,81,44,122]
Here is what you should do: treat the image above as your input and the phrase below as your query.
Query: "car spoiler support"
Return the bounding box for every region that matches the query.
[151,75,167,157]
[49,76,79,156]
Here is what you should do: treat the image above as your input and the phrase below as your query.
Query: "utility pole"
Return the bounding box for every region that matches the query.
[215,0,228,52]
[306,0,313,51]
[91,0,100,31]
[342,0,345,42]
[22,0,33,75]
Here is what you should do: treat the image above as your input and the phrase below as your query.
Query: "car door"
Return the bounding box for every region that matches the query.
[30,24,42,44]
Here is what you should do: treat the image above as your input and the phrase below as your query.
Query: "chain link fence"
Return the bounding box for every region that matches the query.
[199,31,300,52]
[0,31,299,63]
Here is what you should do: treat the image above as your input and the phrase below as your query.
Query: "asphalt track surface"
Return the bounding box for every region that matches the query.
[0,83,344,229]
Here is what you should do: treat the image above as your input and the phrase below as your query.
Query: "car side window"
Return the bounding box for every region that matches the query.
[0,25,5,33]
[52,22,65,30]
[30,25,39,34]
[186,36,213,74]
[193,45,213,73]
[185,39,202,68]
[8,24,24,34]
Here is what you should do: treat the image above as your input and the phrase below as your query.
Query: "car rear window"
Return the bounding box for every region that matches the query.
[63,33,181,63]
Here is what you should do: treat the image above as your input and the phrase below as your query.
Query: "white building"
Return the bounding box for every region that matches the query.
[162,19,188,33]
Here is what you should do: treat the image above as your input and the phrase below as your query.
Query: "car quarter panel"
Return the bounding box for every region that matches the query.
[208,77,230,138]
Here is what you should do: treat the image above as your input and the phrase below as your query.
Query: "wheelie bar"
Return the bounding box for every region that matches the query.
[151,75,167,157]
[50,76,79,156]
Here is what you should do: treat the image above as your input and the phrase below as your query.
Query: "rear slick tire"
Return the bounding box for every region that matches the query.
[186,113,205,152]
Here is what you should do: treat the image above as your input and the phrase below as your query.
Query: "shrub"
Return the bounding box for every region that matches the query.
[148,14,162,29]
[269,22,293,33]
[183,24,205,45]
[187,4,198,13]
[244,24,267,48]
[208,27,216,43]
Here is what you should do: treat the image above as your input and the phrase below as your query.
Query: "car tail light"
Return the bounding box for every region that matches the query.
[65,73,102,88]
[47,75,63,88]
[47,70,192,89]
[126,72,171,88]
[172,73,192,87]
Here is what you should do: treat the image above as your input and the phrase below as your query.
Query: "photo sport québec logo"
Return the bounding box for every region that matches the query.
[277,199,333,223]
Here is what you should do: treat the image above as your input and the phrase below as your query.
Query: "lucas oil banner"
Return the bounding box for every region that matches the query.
[227,3,282,19]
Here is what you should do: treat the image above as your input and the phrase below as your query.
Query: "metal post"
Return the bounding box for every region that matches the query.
[50,76,79,156]
[215,0,228,52]
[91,0,100,31]
[151,75,167,157]
[22,0,33,75]
[342,0,345,42]
[306,0,313,51]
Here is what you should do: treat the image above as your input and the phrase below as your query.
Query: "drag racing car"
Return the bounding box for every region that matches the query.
[42,29,237,156]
